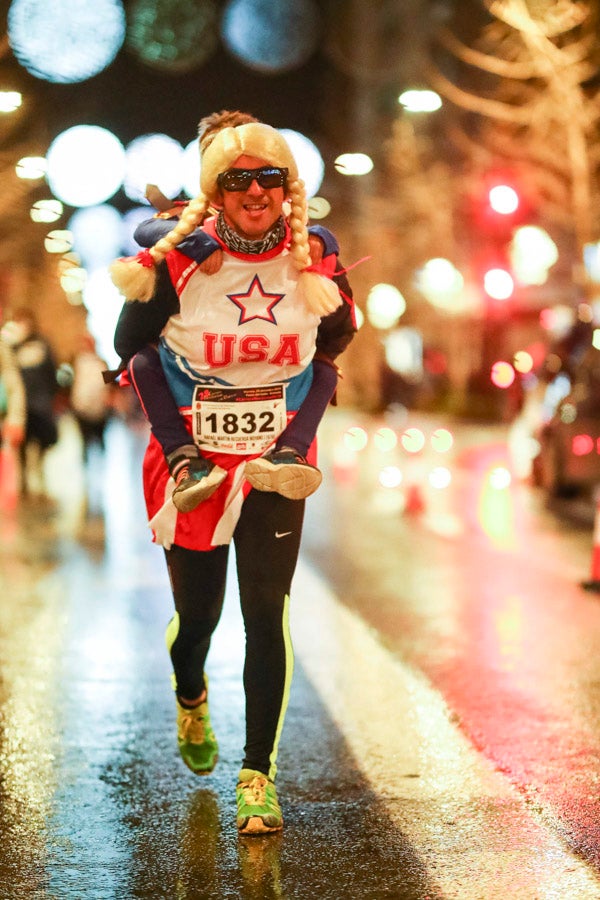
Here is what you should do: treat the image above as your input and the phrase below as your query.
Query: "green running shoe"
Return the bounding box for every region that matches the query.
[176,696,219,775]
[236,769,283,834]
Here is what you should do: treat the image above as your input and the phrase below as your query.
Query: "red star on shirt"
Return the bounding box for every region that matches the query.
[227,275,285,325]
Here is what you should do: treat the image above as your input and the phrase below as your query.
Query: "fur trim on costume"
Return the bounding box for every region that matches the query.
[297,271,343,316]
[109,251,157,302]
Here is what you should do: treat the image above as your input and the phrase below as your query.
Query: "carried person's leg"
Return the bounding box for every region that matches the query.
[128,346,226,510]
[244,357,337,499]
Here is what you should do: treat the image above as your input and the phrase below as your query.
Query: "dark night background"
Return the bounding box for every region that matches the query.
[0,0,361,170]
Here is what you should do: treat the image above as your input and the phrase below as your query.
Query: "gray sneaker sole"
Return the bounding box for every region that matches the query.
[244,459,322,500]
[237,814,283,834]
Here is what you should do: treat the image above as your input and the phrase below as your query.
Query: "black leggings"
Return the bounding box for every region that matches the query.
[164,488,305,780]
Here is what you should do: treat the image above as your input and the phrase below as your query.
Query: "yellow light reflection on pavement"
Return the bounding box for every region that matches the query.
[492,594,526,673]
[0,564,64,866]
[477,465,516,550]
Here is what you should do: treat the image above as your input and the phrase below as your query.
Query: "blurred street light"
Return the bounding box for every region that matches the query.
[44,230,74,254]
[366,283,406,329]
[489,184,519,215]
[334,153,374,176]
[16,156,47,179]
[0,91,22,112]
[398,88,442,113]
[483,267,514,301]
[30,200,63,223]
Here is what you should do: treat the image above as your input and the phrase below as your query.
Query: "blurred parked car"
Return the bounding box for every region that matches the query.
[532,346,600,497]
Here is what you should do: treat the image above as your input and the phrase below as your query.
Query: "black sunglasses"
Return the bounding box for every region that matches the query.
[217,166,289,192]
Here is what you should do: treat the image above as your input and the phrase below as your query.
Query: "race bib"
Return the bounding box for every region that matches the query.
[192,383,287,454]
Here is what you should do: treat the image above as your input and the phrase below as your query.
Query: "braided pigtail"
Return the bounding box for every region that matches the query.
[110,194,211,301]
[287,178,342,317]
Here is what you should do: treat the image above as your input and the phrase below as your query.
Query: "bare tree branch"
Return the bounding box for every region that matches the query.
[425,64,535,123]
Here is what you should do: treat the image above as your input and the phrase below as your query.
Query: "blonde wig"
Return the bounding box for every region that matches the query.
[109,122,341,316]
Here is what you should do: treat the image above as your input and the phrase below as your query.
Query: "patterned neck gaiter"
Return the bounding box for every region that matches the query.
[216,213,286,255]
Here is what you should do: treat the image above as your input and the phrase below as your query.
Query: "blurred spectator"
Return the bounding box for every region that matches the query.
[2,308,59,497]
[0,336,26,450]
[0,335,26,507]
[69,334,114,461]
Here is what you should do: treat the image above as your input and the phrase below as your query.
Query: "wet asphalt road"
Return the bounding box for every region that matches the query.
[3,410,600,898]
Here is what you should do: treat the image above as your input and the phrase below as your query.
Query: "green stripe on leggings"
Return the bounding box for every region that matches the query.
[268,593,294,781]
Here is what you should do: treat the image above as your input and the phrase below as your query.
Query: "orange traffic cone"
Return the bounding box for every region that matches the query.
[404,483,425,515]
[0,445,19,513]
[582,492,600,591]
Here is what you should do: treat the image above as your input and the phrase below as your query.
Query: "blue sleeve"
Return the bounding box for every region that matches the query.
[134,217,220,264]
[308,224,339,257]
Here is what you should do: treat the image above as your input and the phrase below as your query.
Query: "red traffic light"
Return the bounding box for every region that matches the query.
[488,184,519,215]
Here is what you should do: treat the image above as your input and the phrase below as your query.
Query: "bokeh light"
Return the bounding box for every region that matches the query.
[560,403,577,424]
[126,0,219,72]
[401,428,425,453]
[68,205,124,268]
[489,466,512,490]
[121,207,156,256]
[0,91,22,112]
[46,126,125,207]
[398,89,442,112]
[379,466,403,488]
[334,153,374,176]
[182,139,202,199]
[429,466,451,489]
[572,434,594,456]
[539,304,575,338]
[343,426,368,451]
[513,350,534,374]
[221,0,321,73]
[384,328,423,378]
[483,268,514,300]
[415,257,465,311]
[83,268,124,368]
[30,200,63,223]
[60,265,87,295]
[44,231,74,254]
[374,427,398,452]
[489,185,519,215]
[16,156,47,179]
[430,428,454,453]
[491,361,516,389]
[124,134,184,204]
[278,129,324,198]
[366,283,406,330]
[510,226,558,286]
[308,197,331,219]
[8,0,126,83]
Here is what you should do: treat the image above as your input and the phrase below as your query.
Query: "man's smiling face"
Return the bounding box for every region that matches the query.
[217,154,286,241]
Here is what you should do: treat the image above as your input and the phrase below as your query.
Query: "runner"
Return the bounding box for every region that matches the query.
[110,118,356,834]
